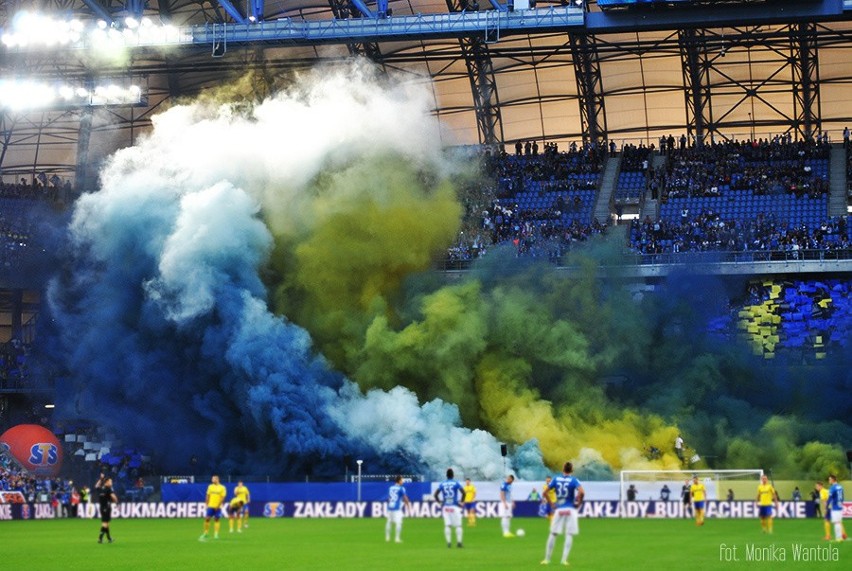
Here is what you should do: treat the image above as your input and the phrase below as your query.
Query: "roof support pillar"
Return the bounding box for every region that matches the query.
[791,22,820,139]
[678,28,714,146]
[447,0,504,146]
[569,31,606,146]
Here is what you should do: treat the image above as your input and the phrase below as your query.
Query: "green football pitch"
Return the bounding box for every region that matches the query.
[2,516,848,570]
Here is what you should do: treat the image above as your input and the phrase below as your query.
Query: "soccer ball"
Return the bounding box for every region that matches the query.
[516,529,525,537]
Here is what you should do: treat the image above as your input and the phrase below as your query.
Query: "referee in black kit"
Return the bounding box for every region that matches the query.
[95,473,119,543]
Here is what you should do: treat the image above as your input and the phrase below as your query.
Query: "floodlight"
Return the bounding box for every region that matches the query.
[0,79,145,110]
[2,10,191,51]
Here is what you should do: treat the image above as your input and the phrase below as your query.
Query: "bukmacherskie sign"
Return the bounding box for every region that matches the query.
[1,500,846,520]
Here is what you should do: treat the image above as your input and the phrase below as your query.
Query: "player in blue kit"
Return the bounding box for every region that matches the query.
[542,462,585,566]
[827,474,848,542]
[500,474,516,538]
[386,475,411,543]
[434,468,465,548]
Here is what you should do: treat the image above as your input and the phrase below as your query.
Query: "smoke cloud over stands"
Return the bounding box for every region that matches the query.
[48,66,527,479]
[44,63,850,480]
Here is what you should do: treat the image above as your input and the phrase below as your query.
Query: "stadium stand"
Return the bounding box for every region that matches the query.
[447,144,607,262]
[55,425,155,498]
[630,138,843,255]
[1,198,39,271]
[0,449,77,509]
[0,339,30,391]
[708,279,850,359]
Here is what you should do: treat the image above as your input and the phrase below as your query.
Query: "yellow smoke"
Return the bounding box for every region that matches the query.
[475,353,682,471]
[271,154,463,366]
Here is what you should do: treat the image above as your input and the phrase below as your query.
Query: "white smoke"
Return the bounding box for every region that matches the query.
[61,62,544,479]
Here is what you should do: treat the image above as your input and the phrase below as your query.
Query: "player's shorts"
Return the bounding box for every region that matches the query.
[830,510,843,524]
[824,508,831,521]
[758,505,773,518]
[206,507,222,519]
[539,503,552,517]
[100,507,112,523]
[693,501,705,511]
[550,506,579,536]
[498,503,513,518]
[464,502,476,511]
[228,505,243,517]
[442,505,462,527]
[387,509,403,525]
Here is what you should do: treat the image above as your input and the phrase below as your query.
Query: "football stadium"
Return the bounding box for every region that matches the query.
[0,0,850,568]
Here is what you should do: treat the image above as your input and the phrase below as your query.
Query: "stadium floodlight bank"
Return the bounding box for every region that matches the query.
[619,469,764,513]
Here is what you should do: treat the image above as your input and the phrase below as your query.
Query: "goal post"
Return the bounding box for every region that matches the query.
[619,469,764,512]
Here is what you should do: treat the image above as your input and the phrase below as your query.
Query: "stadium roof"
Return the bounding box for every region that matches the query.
[2,0,852,182]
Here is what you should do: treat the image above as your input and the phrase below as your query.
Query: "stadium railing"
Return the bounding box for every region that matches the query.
[437,247,852,271]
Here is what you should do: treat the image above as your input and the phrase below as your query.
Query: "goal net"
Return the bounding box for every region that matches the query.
[619,469,764,506]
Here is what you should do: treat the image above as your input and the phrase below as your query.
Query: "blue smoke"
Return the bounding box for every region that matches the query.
[44,73,543,480]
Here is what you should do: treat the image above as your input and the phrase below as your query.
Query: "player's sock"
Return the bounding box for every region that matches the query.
[455,525,463,546]
[561,534,573,564]
[444,525,452,545]
[768,519,773,534]
[385,520,392,542]
[501,517,509,535]
[836,522,844,540]
[396,522,402,542]
[824,520,831,539]
[545,533,557,562]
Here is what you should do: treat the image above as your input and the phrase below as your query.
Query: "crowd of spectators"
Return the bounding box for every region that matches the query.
[493,140,603,196]
[0,422,157,512]
[630,212,848,255]
[0,453,82,515]
[626,136,843,255]
[661,137,830,200]
[448,143,607,263]
[448,198,607,262]
[1,176,74,271]
[1,177,73,202]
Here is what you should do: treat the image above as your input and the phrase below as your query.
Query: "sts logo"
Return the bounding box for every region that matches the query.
[264,502,285,518]
[0,424,64,477]
[29,443,59,467]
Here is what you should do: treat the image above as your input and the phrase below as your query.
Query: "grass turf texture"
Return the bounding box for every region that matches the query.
[2,517,848,570]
